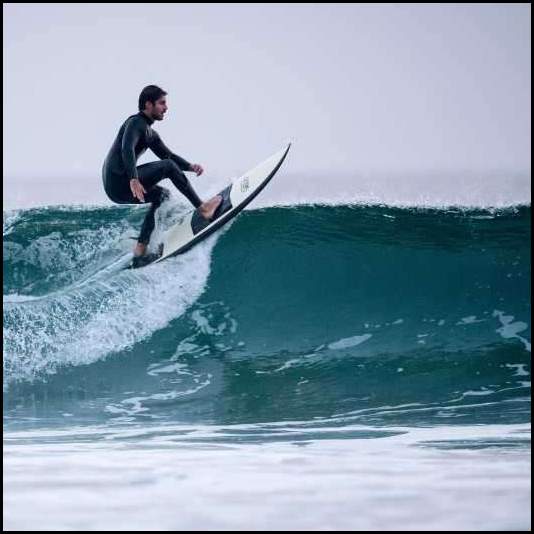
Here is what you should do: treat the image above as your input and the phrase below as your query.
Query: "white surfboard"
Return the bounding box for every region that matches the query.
[150,143,291,265]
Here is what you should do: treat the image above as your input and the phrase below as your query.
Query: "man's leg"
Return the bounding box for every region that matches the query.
[137,160,222,221]
[134,186,170,257]
[133,161,222,257]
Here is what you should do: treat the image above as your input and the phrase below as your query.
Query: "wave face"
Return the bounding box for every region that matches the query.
[3,202,531,434]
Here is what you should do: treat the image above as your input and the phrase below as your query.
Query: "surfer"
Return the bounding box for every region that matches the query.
[102,85,222,267]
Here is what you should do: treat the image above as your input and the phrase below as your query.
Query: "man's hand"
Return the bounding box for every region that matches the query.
[190,163,204,176]
[130,178,146,202]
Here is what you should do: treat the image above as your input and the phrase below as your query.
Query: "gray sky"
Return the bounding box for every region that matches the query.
[3,3,531,187]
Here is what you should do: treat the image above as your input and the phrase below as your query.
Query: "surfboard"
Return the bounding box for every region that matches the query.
[134,143,291,268]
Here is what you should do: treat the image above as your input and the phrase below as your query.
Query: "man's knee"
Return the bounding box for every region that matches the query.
[165,159,188,182]
[164,158,180,175]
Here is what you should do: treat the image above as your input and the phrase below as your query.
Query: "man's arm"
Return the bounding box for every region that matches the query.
[122,118,146,201]
[150,131,193,171]
[121,118,142,180]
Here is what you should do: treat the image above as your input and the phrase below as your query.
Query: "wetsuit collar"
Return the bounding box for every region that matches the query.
[139,111,154,125]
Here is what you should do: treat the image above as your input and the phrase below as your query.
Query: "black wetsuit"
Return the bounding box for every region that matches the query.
[102,112,202,244]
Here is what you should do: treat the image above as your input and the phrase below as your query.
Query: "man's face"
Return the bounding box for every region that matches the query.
[147,96,168,121]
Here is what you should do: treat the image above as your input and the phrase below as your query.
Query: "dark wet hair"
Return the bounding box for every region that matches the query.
[138,85,167,111]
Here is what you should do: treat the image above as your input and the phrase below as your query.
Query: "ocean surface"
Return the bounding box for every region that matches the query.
[3,182,531,530]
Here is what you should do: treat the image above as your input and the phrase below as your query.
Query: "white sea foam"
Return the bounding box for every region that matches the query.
[3,293,39,303]
[3,230,222,384]
[2,422,530,531]
[3,209,22,236]
[457,315,486,325]
[493,310,531,352]
[505,363,530,377]
[328,334,373,350]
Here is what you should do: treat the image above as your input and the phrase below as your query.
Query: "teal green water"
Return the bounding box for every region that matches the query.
[3,203,531,438]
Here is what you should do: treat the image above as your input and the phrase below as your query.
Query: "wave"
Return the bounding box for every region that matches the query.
[3,201,531,428]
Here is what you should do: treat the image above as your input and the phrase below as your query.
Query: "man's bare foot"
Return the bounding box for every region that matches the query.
[199,195,223,221]
[134,242,147,257]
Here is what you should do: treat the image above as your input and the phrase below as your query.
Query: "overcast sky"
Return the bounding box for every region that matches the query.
[3,3,531,186]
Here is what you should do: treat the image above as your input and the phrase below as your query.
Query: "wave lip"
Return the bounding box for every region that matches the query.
[251,169,531,210]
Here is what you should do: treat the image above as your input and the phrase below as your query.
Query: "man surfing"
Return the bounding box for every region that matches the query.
[102,85,222,268]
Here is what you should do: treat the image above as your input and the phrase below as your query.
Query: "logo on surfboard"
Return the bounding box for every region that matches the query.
[240,177,250,193]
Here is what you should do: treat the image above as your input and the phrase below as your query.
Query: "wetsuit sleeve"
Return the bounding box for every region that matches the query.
[121,118,142,179]
[150,131,192,171]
